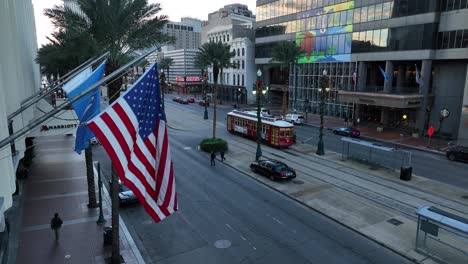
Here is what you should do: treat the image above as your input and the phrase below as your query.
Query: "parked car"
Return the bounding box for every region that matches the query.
[446,146,468,162]
[333,127,361,138]
[186,97,195,103]
[285,114,305,125]
[108,180,139,206]
[172,96,182,102]
[198,100,209,107]
[179,98,189,104]
[90,137,99,145]
[250,159,296,181]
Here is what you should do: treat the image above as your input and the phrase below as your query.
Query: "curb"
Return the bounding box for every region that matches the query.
[199,147,419,263]
[302,122,445,156]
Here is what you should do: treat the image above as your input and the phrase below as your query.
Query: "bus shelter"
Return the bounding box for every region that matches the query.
[340,137,411,171]
[416,206,468,263]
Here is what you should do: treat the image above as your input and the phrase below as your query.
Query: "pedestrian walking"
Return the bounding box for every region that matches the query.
[220,151,226,161]
[210,152,216,166]
[50,213,63,242]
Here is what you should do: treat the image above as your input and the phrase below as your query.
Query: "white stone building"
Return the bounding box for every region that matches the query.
[0,0,40,233]
[202,4,256,104]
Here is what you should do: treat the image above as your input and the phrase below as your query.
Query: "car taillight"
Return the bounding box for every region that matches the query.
[280,172,285,177]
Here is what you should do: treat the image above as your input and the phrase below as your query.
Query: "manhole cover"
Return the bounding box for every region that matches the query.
[387,218,404,226]
[292,180,304,185]
[462,196,468,200]
[214,240,231,249]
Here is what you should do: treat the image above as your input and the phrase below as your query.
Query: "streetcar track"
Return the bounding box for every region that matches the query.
[228,138,468,221]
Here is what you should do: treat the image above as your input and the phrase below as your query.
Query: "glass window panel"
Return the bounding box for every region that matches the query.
[332,34,340,55]
[316,36,322,54]
[339,34,346,54]
[375,3,383,20]
[312,0,317,9]
[340,11,347,26]
[448,31,456,48]
[366,30,373,43]
[372,29,381,47]
[354,7,361,23]
[317,14,323,28]
[352,32,360,42]
[328,13,334,27]
[462,30,468,48]
[317,0,323,8]
[442,31,450,48]
[334,12,340,26]
[320,36,327,55]
[379,29,388,47]
[382,2,391,19]
[455,30,463,48]
[359,31,367,42]
[360,6,368,23]
[346,10,353,25]
[327,35,333,54]
[368,5,375,21]
[345,33,352,53]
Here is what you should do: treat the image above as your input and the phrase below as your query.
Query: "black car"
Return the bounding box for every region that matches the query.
[333,127,361,138]
[108,180,139,206]
[250,159,296,181]
[172,96,182,102]
[446,146,468,162]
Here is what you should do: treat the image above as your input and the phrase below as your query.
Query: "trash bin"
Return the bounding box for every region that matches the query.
[103,226,112,246]
[400,166,412,181]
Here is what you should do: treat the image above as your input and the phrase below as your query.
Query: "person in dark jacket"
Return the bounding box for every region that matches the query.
[50,213,63,242]
[220,151,225,161]
[210,152,216,166]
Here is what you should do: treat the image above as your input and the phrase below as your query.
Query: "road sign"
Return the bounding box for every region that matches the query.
[440,108,450,118]
[428,125,434,137]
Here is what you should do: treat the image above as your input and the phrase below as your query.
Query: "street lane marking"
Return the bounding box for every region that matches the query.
[184,147,192,150]
[240,235,247,241]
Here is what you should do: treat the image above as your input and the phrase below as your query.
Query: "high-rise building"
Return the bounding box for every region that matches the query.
[162,17,202,51]
[160,49,202,92]
[255,0,468,143]
[202,4,256,104]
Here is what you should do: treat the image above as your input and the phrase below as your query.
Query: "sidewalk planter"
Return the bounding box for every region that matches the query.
[200,138,228,153]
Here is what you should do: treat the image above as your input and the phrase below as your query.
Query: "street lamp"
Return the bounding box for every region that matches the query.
[160,69,166,114]
[203,72,209,120]
[253,69,264,161]
[316,69,328,156]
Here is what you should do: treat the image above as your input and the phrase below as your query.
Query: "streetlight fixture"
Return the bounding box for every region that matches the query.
[253,69,264,161]
[316,69,328,156]
[95,161,105,225]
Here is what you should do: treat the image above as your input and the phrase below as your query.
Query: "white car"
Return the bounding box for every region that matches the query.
[285,114,305,125]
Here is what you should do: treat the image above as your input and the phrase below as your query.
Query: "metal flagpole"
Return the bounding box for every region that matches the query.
[21,55,99,105]
[9,52,110,121]
[0,46,161,150]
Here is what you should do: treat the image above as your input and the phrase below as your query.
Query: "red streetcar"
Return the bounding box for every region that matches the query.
[227,110,295,148]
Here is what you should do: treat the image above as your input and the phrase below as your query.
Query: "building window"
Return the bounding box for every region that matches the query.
[237,74,240,86]
[223,35,226,42]
[242,48,245,56]
[242,60,245,69]
[242,75,244,86]
[227,34,230,41]
[237,48,240,56]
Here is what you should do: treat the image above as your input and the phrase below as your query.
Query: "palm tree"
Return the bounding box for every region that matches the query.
[158,57,174,92]
[194,42,235,139]
[41,2,171,263]
[271,41,306,115]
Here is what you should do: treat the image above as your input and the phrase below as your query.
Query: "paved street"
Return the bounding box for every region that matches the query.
[165,94,468,190]
[92,113,411,264]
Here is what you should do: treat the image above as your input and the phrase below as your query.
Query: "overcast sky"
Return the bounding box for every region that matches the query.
[32,0,256,47]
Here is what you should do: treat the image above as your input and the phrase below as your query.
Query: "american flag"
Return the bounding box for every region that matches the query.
[87,63,177,223]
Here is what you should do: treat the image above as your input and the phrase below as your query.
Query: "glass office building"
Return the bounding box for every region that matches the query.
[255,0,468,142]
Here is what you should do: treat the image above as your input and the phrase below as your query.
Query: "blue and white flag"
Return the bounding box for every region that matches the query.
[379,66,391,83]
[67,61,107,154]
[415,64,423,87]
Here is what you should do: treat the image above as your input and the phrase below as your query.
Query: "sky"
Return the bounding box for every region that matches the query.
[32,0,256,47]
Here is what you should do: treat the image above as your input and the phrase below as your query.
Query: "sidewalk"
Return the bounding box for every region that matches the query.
[301,113,451,154]
[10,135,143,264]
[165,103,468,264]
